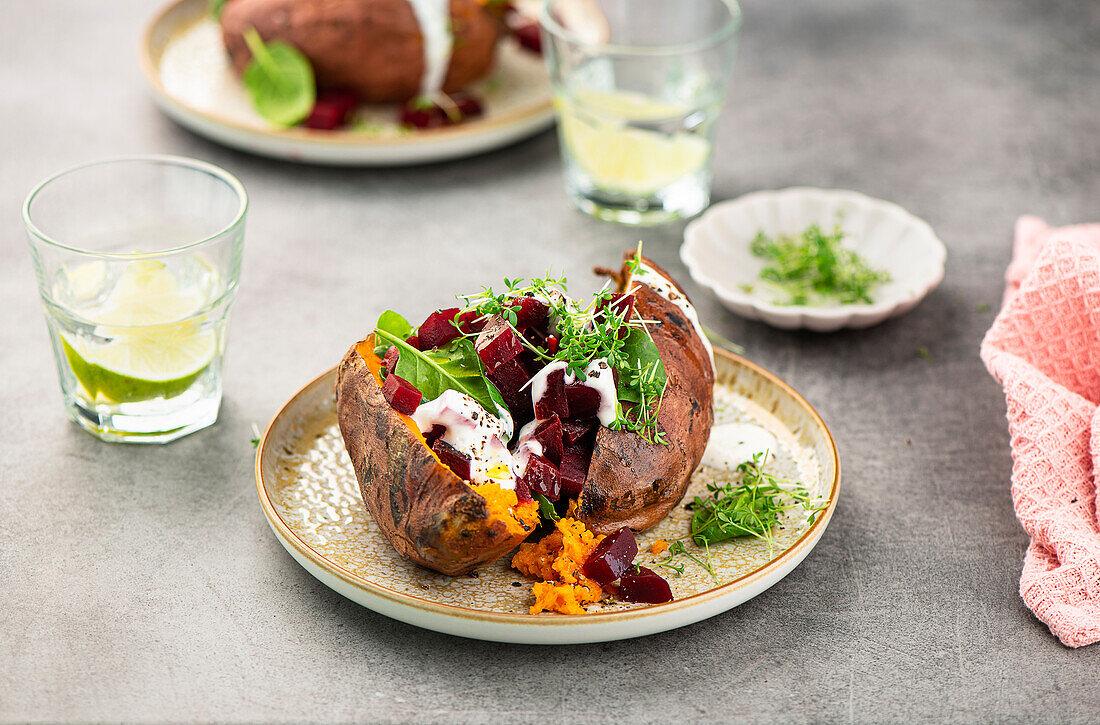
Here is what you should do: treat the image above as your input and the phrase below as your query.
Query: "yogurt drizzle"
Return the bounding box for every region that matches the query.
[629,262,716,374]
[411,389,521,488]
[528,358,618,426]
[405,0,454,98]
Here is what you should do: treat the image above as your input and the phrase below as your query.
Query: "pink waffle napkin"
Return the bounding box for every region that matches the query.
[981,215,1100,647]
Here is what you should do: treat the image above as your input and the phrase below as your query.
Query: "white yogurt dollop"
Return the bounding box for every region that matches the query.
[701,423,776,471]
[411,389,521,487]
[528,357,618,426]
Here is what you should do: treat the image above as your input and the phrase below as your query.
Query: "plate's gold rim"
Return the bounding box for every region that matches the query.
[139,0,555,149]
[254,348,841,625]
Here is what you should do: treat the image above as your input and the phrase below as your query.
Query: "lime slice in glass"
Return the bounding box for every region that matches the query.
[62,261,215,404]
[559,90,711,196]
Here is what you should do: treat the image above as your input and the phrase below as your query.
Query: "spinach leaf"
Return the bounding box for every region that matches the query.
[535,494,560,522]
[373,329,509,424]
[373,310,412,357]
[614,327,667,404]
[241,28,315,127]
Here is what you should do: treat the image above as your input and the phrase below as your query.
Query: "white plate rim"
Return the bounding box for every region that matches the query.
[139,0,556,166]
[254,349,841,644]
[681,187,947,331]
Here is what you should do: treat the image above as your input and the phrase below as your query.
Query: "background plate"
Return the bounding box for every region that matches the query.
[255,349,840,643]
[141,0,556,166]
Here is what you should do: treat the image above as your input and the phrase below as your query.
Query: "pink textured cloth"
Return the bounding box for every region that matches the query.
[981,215,1100,647]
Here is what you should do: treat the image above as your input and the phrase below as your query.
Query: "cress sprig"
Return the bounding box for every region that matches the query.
[455,255,669,444]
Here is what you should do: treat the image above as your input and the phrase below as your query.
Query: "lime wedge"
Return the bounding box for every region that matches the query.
[558,90,711,196]
[62,260,215,404]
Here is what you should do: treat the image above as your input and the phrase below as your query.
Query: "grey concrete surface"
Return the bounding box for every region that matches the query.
[3,0,1100,722]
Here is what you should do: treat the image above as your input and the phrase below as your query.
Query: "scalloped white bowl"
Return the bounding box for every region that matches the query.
[681,188,947,332]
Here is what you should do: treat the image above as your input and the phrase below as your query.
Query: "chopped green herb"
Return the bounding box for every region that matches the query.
[535,494,560,523]
[249,423,262,449]
[976,302,991,313]
[242,28,316,127]
[916,346,933,361]
[750,223,890,306]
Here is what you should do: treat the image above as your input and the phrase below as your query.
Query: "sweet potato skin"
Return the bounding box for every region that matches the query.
[577,255,715,535]
[336,340,532,575]
[221,0,500,103]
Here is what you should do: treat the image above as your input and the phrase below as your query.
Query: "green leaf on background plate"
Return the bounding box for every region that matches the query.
[241,28,315,127]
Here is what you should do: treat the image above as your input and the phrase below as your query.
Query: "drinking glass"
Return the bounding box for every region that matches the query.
[541,0,740,225]
[24,156,247,443]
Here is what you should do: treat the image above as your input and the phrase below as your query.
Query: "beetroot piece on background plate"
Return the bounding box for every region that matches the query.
[535,367,569,420]
[431,438,472,481]
[399,92,484,129]
[382,373,422,415]
[476,316,525,374]
[581,527,639,585]
[417,308,462,349]
[304,89,360,130]
[616,566,674,604]
[520,454,561,501]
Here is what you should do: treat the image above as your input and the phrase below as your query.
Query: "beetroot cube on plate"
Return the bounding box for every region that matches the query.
[431,438,471,480]
[562,418,596,445]
[582,527,638,585]
[564,383,600,420]
[531,415,563,466]
[520,454,560,501]
[559,443,591,497]
[616,566,673,604]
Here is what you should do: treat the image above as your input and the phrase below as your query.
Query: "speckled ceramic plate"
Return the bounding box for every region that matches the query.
[255,349,840,644]
[141,0,555,166]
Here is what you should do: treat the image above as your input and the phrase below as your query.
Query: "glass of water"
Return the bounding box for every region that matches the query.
[24,156,247,443]
[541,0,740,225]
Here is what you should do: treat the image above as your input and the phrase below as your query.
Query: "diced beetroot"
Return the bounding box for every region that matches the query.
[475,316,525,374]
[531,415,563,466]
[616,566,673,604]
[381,345,400,373]
[405,334,421,350]
[581,527,638,585]
[399,92,484,129]
[565,383,600,420]
[382,373,422,415]
[304,89,359,130]
[562,418,596,445]
[418,308,462,349]
[607,292,635,319]
[559,442,591,497]
[514,477,533,503]
[488,358,533,423]
[535,366,569,420]
[520,454,560,501]
[511,18,542,54]
[510,296,549,332]
[424,424,447,446]
[431,438,471,480]
[457,310,486,335]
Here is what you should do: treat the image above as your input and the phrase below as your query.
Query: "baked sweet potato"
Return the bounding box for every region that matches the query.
[335,252,714,577]
[221,0,501,103]
[336,338,538,575]
[577,254,715,534]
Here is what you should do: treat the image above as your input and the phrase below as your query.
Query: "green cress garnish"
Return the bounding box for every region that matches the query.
[458,257,669,445]
[750,223,890,306]
[241,28,316,127]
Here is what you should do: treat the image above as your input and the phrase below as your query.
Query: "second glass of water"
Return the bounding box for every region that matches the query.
[542,0,740,225]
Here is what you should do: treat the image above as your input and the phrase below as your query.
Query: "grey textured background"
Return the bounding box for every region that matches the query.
[3,0,1100,722]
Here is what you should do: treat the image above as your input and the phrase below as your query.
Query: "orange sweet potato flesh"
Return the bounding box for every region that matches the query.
[577,253,716,535]
[336,335,536,575]
[221,0,500,103]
